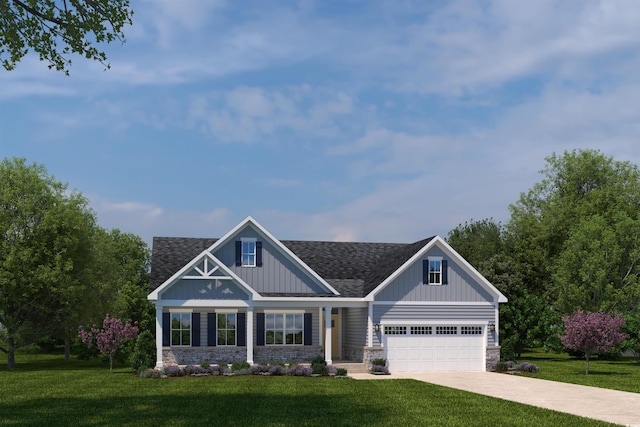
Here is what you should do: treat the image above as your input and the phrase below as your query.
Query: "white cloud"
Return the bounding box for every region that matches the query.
[188,86,355,143]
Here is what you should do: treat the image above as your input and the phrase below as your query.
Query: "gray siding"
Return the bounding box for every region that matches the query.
[375,247,494,302]
[342,307,367,347]
[214,227,330,294]
[372,304,496,346]
[161,279,250,300]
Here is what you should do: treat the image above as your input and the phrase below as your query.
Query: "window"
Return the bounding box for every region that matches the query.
[384,326,407,335]
[461,326,483,335]
[241,238,256,267]
[217,313,236,346]
[436,326,457,335]
[265,313,303,345]
[411,326,432,335]
[429,258,442,285]
[171,312,191,346]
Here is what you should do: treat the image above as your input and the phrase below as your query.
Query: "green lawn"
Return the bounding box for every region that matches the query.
[0,353,616,427]
[518,349,640,393]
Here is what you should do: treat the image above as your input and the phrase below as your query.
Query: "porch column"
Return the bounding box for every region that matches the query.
[324,306,332,364]
[367,302,373,347]
[155,305,163,368]
[246,306,254,365]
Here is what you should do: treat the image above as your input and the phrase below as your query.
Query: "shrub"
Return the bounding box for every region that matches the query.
[233,368,252,376]
[163,365,184,377]
[251,364,270,374]
[232,361,251,372]
[494,362,508,372]
[185,365,208,375]
[311,355,327,375]
[504,360,516,369]
[310,355,326,366]
[336,368,348,376]
[200,361,210,369]
[130,330,156,373]
[370,358,387,367]
[370,365,389,374]
[268,365,285,376]
[326,365,337,375]
[287,365,313,376]
[516,362,540,373]
[139,368,163,379]
[208,365,222,376]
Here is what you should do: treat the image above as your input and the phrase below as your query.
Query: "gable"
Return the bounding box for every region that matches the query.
[149,251,258,301]
[211,222,336,296]
[367,236,507,303]
[374,246,494,302]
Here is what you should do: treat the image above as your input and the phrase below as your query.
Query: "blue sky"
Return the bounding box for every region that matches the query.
[2,0,640,246]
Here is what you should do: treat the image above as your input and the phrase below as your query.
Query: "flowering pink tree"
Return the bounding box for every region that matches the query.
[78,314,139,373]
[559,311,627,374]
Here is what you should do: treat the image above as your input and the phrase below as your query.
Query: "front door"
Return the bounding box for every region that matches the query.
[323,313,340,360]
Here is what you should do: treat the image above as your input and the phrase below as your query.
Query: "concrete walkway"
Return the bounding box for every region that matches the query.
[350,371,640,426]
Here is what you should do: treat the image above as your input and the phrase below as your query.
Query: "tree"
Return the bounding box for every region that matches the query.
[0,157,95,369]
[130,329,156,373]
[559,311,627,374]
[78,314,138,372]
[447,219,559,359]
[89,228,152,332]
[508,149,640,312]
[0,0,133,74]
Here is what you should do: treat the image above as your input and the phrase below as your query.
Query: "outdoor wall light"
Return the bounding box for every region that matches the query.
[487,323,496,332]
[373,324,381,332]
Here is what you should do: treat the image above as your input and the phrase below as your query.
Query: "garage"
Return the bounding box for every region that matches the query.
[383,325,485,372]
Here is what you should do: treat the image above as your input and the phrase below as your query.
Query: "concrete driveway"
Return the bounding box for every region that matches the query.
[351,371,640,426]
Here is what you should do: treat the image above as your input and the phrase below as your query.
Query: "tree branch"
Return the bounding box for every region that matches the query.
[11,0,69,27]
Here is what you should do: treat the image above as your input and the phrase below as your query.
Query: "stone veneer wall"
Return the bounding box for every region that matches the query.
[163,345,324,366]
[342,344,384,367]
[254,346,323,363]
[486,346,501,371]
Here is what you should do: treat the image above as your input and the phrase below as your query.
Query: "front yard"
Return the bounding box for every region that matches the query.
[518,349,640,393]
[0,352,618,426]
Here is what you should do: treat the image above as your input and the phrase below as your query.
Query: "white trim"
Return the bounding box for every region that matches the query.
[204,216,341,296]
[169,308,193,313]
[148,251,260,301]
[214,309,239,313]
[367,302,373,347]
[157,299,250,308]
[372,301,494,306]
[381,320,489,326]
[366,236,507,303]
[240,237,257,267]
[427,256,443,286]
[263,309,305,314]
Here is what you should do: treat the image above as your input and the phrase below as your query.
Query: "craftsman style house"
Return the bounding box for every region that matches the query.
[149,217,507,372]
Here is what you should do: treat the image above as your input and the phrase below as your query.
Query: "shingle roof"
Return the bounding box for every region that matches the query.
[150,236,435,298]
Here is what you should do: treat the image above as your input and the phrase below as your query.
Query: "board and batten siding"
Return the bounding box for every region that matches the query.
[213,227,330,295]
[374,247,494,303]
[342,307,367,347]
[371,304,497,347]
[161,279,250,300]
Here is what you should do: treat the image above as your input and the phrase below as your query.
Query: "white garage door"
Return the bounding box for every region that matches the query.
[384,325,485,372]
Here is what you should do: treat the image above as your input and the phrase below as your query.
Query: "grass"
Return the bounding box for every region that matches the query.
[0,352,616,427]
[517,349,640,393]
